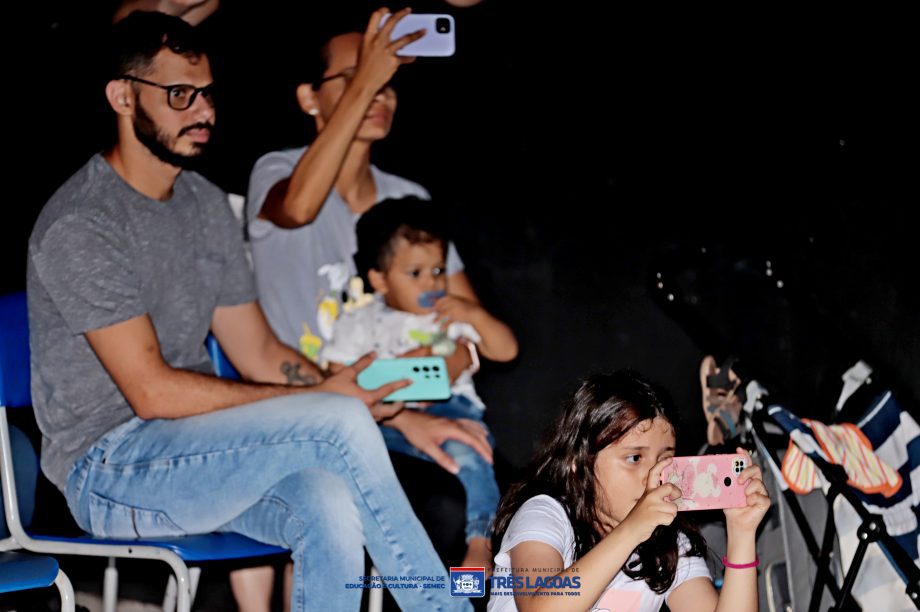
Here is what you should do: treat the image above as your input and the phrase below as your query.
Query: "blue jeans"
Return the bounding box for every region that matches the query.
[64,393,470,612]
[380,395,499,542]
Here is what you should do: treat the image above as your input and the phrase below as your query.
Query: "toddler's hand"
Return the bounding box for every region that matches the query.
[434,294,482,326]
[619,457,680,544]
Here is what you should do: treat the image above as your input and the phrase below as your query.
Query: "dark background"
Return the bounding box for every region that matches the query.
[7,0,917,511]
[4,1,918,609]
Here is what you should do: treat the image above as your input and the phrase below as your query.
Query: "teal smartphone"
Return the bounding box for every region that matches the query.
[356,356,451,402]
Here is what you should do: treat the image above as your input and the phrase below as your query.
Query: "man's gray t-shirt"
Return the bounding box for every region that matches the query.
[246,146,463,360]
[27,154,256,491]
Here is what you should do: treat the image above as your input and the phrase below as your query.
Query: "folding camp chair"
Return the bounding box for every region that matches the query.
[1,291,287,612]
[749,388,920,611]
[650,243,920,610]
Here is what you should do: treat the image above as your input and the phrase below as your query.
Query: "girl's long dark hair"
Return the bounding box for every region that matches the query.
[491,370,706,593]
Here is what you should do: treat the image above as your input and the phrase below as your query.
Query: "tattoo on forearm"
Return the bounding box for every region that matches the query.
[281,362,318,386]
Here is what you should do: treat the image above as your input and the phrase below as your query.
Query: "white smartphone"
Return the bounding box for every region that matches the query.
[382,13,456,57]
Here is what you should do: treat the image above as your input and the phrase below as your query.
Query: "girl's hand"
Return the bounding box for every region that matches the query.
[723,447,771,533]
[434,294,482,326]
[618,457,681,543]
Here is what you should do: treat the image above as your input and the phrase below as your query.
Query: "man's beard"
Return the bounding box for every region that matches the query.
[133,102,210,170]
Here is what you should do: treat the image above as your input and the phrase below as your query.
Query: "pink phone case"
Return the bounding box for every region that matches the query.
[659,454,748,511]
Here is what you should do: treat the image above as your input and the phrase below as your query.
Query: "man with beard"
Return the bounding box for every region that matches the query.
[26,11,478,611]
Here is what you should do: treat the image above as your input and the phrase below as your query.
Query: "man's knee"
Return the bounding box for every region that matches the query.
[271,469,362,547]
[278,469,355,510]
[251,392,376,441]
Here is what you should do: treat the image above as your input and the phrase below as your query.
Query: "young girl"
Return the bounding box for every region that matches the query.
[489,370,770,611]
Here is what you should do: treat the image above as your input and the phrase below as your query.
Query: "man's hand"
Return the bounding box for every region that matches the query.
[385,410,492,475]
[316,352,410,407]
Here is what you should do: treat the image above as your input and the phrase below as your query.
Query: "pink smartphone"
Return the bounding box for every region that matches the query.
[659,454,749,511]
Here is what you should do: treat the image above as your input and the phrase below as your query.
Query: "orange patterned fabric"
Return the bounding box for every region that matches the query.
[781,419,902,497]
[781,440,819,494]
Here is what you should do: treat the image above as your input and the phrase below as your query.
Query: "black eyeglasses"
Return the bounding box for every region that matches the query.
[120,75,215,110]
[312,67,394,94]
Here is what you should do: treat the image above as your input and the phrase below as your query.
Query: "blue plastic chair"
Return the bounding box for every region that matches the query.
[0,552,75,610]
[206,332,241,380]
[1,424,75,611]
[0,291,286,612]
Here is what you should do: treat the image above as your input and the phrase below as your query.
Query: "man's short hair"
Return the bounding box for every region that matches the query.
[354,197,449,285]
[109,11,205,79]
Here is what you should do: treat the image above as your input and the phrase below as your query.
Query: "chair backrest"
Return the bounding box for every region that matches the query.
[0,291,30,409]
[1,291,36,540]
[0,551,61,594]
[1,425,38,535]
[205,333,241,381]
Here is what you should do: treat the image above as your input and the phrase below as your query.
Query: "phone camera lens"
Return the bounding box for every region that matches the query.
[724,477,732,487]
[435,17,451,34]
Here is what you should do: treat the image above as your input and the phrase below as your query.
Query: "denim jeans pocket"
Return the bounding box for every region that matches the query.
[88,492,186,539]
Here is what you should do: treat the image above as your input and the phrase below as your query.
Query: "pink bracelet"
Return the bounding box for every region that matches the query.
[722,556,759,569]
